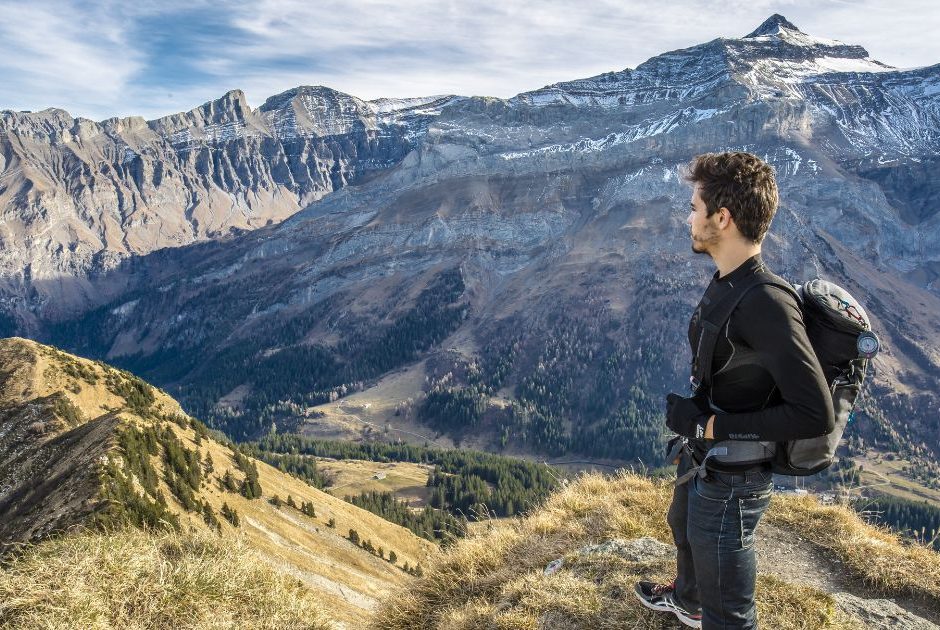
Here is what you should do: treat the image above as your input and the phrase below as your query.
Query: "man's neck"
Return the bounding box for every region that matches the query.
[712,241,762,278]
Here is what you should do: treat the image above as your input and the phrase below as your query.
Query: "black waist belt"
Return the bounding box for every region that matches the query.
[675,439,775,486]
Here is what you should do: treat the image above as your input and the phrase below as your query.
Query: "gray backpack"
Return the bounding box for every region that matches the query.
[690,273,879,476]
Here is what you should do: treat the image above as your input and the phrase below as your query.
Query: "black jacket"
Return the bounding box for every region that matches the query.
[687,255,835,448]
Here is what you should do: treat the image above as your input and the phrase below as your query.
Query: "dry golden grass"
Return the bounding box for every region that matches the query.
[754,575,852,630]
[0,527,333,630]
[768,493,940,602]
[374,472,940,630]
[0,337,184,420]
[317,458,432,506]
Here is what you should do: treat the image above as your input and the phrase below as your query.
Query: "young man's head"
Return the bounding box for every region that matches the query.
[684,152,778,255]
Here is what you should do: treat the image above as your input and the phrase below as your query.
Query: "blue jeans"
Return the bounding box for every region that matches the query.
[667,453,773,630]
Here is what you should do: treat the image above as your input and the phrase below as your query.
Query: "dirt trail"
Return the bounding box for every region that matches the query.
[756,522,939,628]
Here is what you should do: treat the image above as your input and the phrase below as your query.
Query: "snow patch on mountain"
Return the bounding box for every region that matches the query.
[498,106,729,160]
[747,28,848,50]
[121,147,139,164]
[803,78,940,156]
[765,146,820,178]
[367,96,452,115]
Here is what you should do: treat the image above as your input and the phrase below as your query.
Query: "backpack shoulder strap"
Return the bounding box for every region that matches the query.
[691,271,795,394]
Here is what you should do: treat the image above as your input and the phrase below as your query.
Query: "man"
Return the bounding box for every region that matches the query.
[634,152,835,629]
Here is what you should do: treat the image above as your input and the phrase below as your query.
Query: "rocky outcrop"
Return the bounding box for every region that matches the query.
[551,535,939,629]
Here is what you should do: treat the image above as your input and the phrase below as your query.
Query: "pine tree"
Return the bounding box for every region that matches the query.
[201,501,220,529]
[388,550,397,563]
[348,529,360,545]
[221,470,238,493]
[221,502,240,527]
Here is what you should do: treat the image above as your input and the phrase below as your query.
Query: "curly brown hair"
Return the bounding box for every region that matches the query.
[685,151,779,244]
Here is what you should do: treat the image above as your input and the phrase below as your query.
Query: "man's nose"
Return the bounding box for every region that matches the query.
[686,211,694,226]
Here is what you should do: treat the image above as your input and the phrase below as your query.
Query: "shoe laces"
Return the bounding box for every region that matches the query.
[651,580,676,596]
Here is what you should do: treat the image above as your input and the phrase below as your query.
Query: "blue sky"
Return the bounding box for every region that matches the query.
[0,0,937,121]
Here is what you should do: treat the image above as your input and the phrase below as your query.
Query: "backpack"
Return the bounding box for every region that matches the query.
[690,271,879,476]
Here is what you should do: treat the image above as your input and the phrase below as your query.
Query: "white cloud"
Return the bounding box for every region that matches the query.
[0,0,936,121]
[0,1,143,117]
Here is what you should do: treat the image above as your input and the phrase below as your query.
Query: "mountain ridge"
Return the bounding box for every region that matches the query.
[0,337,434,626]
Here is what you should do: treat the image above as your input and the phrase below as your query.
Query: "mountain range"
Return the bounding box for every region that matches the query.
[2,15,938,485]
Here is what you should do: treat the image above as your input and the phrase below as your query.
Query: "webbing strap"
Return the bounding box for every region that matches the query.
[691,271,796,395]
[675,445,728,486]
[674,441,776,486]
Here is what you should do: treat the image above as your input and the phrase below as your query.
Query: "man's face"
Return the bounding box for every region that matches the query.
[687,185,720,255]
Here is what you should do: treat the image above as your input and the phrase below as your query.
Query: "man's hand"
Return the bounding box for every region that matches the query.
[666,393,714,440]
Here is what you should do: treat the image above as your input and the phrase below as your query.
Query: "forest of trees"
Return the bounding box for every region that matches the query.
[253,434,557,514]
[99,423,203,531]
[416,308,671,463]
[345,491,465,543]
[856,494,940,550]
[178,268,467,440]
[95,418,264,533]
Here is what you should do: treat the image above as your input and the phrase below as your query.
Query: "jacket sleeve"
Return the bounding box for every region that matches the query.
[712,285,835,442]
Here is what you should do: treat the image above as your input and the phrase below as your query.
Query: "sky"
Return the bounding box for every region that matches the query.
[0,0,937,122]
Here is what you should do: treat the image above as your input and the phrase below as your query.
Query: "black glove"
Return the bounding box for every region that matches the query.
[665,393,711,439]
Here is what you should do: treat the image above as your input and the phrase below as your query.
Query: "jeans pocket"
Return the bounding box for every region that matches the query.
[692,474,734,503]
[739,490,772,549]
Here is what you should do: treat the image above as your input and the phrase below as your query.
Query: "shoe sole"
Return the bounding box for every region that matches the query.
[633,588,703,629]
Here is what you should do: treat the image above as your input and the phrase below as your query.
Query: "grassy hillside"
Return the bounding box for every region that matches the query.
[374,472,940,629]
[0,337,434,627]
[0,528,332,629]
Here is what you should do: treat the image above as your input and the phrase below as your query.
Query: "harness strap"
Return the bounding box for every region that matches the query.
[676,444,728,486]
[691,271,797,396]
[675,440,777,486]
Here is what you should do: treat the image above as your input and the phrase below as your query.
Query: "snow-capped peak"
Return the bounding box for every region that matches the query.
[729,15,897,92]
[745,14,803,38]
[741,14,872,53]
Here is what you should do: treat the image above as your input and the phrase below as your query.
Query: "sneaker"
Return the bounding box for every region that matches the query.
[634,580,703,629]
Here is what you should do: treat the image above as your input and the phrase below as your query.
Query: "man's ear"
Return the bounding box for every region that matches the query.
[716,207,733,229]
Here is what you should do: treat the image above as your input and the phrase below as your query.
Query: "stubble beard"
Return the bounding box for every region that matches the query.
[690,228,719,256]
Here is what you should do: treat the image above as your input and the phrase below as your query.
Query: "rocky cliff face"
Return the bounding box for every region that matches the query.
[0,87,460,323]
[8,16,940,477]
